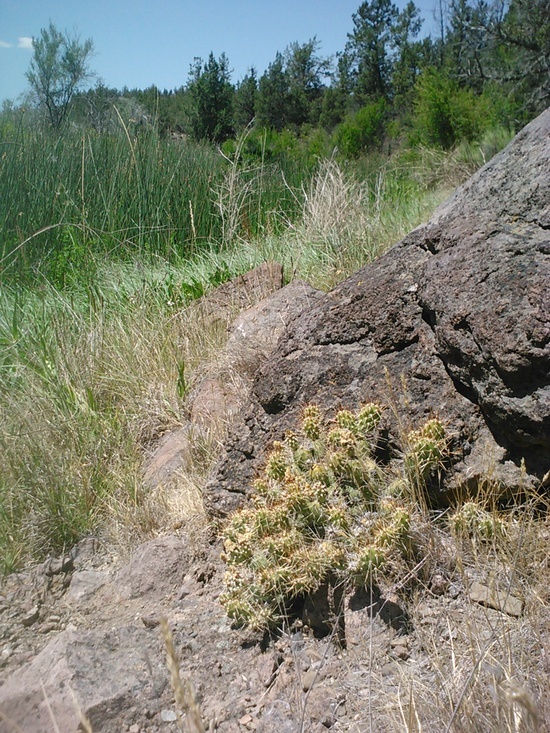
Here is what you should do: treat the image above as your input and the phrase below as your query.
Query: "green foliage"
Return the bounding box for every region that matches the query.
[335,98,387,158]
[284,38,330,129]
[257,52,289,132]
[220,402,428,632]
[319,52,354,130]
[411,67,496,148]
[0,120,221,281]
[347,0,399,101]
[0,254,243,569]
[187,53,234,143]
[233,69,258,132]
[0,115,313,284]
[256,39,330,133]
[45,226,100,289]
[26,23,95,129]
[391,1,425,105]
[450,501,507,540]
[444,0,549,121]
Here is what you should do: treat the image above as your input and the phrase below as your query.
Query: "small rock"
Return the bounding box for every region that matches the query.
[302,668,324,692]
[392,645,410,661]
[390,636,409,648]
[65,570,108,603]
[239,714,253,725]
[381,662,399,676]
[39,623,58,634]
[21,606,40,628]
[70,537,100,567]
[141,615,160,629]
[179,581,199,599]
[44,555,73,576]
[430,574,449,595]
[160,709,177,722]
[468,581,523,617]
[129,725,140,733]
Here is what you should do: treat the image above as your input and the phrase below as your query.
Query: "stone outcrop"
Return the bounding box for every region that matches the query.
[143,277,323,492]
[0,625,158,733]
[186,260,284,325]
[206,109,550,517]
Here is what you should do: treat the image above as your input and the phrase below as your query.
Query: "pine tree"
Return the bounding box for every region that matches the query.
[187,52,234,142]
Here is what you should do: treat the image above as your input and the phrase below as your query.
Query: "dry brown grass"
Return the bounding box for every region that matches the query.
[354,493,550,733]
[161,617,207,733]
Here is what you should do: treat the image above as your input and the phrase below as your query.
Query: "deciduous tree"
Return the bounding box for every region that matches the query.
[26,23,94,129]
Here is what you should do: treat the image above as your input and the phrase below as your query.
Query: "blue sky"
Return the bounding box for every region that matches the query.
[0,0,439,104]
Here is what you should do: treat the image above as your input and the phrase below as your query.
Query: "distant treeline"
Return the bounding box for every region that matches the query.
[1,0,547,284]
[64,0,548,153]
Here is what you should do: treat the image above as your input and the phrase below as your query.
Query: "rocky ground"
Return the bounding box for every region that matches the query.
[1,519,548,732]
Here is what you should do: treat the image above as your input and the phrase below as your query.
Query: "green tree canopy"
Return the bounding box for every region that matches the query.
[187,52,234,143]
[234,68,258,131]
[256,40,330,131]
[347,0,399,101]
[285,38,330,127]
[257,52,290,130]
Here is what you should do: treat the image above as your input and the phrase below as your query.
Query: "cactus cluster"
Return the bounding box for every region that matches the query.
[220,403,431,631]
[404,418,448,488]
[449,501,507,539]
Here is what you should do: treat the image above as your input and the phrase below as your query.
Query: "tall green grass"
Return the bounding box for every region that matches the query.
[0,111,309,285]
[0,264,228,573]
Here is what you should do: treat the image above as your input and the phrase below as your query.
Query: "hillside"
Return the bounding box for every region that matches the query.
[0,107,548,733]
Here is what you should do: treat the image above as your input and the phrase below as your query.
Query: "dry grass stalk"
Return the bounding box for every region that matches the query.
[160,617,206,733]
[214,124,263,248]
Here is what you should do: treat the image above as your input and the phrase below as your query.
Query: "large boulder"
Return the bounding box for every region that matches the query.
[206,110,550,517]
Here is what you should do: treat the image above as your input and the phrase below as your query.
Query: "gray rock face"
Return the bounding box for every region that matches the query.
[206,109,550,517]
[0,625,158,733]
[223,280,325,377]
[116,535,191,600]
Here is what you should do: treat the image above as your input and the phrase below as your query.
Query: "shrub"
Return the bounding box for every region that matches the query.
[334,99,387,158]
[412,68,496,149]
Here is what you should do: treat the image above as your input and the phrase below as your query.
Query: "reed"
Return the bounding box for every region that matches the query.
[0,111,307,285]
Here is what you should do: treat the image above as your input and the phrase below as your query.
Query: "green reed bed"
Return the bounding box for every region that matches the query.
[0,113,309,285]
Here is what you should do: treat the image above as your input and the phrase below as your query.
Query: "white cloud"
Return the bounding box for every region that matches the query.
[0,38,32,49]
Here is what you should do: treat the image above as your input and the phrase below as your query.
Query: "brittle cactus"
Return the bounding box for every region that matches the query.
[404,417,448,486]
[302,404,322,440]
[450,501,507,539]
[220,402,417,632]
